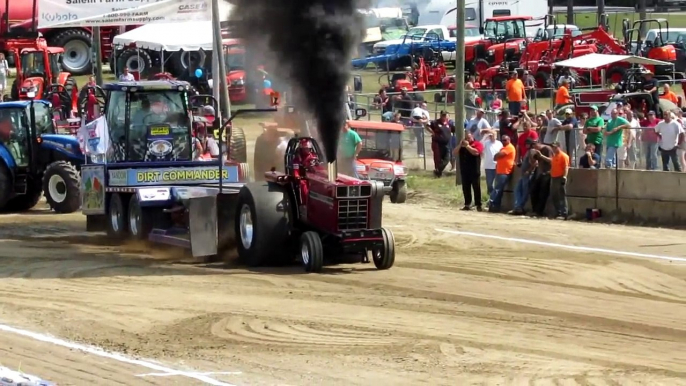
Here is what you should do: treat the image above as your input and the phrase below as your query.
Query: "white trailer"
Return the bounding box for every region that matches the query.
[418,0,547,30]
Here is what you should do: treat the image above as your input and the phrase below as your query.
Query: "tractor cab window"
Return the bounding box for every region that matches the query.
[31,103,55,136]
[106,90,127,162]
[404,27,427,40]
[126,91,191,162]
[428,28,444,40]
[21,51,45,78]
[356,128,402,162]
[224,45,245,71]
[484,19,526,41]
[0,108,29,167]
[49,53,62,81]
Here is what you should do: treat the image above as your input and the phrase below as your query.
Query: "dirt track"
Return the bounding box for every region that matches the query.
[1,203,686,385]
[1,122,686,385]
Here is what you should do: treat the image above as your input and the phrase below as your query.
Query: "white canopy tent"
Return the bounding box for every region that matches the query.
[553,53,672,69]
[112,21,213,52]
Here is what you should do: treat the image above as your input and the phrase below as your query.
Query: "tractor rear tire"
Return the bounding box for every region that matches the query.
[4,185,41,212]
[118,48,153,78]
[235,182,292,267]
[372,227,395,270]
[389,180,407,203]
[65,77,78,103]
[42,161,81,213]
[229,126,247,163]
[49,29,93,75]
[107,193,128,239]
[128,194,153,240]
[300,231,324,273]
[0,162,12,210]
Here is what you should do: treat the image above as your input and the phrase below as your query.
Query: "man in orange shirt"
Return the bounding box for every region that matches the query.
[660,83,679,105]
[505,71,526,116]
[535,141,570,219]
[488,135,516,212]
[554,79,572,108]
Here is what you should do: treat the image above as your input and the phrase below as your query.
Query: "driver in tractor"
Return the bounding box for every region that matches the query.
[292,138,320,176]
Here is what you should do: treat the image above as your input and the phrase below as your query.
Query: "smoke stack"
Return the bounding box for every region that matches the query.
[230,0,367,163]
[327,161,338,182]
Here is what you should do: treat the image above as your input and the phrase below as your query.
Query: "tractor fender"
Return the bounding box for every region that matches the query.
[0,143,17,171]
[57,73,71,87]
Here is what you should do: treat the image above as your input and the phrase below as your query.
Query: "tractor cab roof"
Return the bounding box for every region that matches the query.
[486,16,533,22]
[0,100,50,109]
[20,47,64,54]
[102,80,192,92]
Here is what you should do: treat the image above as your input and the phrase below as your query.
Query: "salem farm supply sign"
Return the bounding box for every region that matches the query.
[37,0,211,28]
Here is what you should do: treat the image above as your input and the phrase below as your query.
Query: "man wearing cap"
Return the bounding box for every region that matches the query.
[428,111,454,177]
[583,105,605,162]
[640,110,660,170]
[559,107,578,163]
[535,141,570,219]
[642,71,660,114]
[411,102,431,157]
[488,135,516,212]
[505,71,526,116]
[466,108,491,142]
[554,79,572,108]
[542,109,562,145]
[603,108,629,169]
[516,115,538,161]
[655,109,684,171]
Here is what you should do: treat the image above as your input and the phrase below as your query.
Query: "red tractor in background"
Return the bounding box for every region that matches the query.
[379,48,447,93]
[466,16,535,75]
[7,37,78,115]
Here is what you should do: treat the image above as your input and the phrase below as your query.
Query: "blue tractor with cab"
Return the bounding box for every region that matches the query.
[0,99,84,213]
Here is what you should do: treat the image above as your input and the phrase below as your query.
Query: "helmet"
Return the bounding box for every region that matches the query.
[299,138,311,149]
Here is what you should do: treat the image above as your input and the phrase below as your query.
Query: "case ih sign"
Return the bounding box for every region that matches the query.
[37,0,211,28]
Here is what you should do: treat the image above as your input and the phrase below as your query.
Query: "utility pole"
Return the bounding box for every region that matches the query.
[597,0,605,29]
[212,0,231,118]
[566,0,574,25]
[639,0,647,36]
[93,27,103,85]
[453,2,465,186]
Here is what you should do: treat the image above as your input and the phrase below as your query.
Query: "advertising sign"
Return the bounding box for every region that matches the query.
[37,0,211,28]
[107,166,239,186]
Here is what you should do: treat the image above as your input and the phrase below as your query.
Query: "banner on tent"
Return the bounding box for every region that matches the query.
[37,0,211,28]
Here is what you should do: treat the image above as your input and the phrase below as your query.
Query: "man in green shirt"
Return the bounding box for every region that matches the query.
[583,105,605,163]
[603,107,629,168]
[338,122,362,178]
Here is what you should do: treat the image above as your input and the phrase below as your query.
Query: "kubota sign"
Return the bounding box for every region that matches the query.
[37,0,211,28]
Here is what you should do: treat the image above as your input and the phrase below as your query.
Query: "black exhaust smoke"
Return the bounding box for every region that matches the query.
[230,0,367,162]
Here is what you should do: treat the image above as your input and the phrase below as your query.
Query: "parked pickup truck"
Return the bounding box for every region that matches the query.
[372,24,481,63]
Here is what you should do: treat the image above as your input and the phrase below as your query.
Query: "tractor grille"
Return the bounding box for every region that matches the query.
[337,199,369,231]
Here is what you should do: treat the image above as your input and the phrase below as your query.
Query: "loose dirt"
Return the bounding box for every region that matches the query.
[0,121,684,385]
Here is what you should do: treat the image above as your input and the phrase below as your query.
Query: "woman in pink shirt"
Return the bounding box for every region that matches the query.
[490,94,502,111]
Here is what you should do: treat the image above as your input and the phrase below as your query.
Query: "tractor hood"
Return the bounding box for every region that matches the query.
[40,134,84,157]
[19,77,45,97]
[227,69,245,86]
[355,159,406,178]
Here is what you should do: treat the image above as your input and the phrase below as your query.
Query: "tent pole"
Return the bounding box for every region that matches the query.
[93,27,103,85]
[161,50,164,73]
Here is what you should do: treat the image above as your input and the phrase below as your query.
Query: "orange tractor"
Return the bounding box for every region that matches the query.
[623,18,682,81]
[7,37,78,116]
[466,16,535,75]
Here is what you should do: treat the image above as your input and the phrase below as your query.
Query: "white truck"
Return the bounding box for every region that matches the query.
[371,24,480,62]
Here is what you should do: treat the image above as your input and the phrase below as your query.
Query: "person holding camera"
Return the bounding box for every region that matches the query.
[455,131,484,211]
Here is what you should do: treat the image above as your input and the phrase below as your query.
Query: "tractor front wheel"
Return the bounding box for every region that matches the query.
[128,194,153,240]
[42,161,81,213]
[372,227,395,270]
[389,180,407,203]
[300,231,324,273]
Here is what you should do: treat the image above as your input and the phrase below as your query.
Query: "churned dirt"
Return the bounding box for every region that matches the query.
[0,122,685,385]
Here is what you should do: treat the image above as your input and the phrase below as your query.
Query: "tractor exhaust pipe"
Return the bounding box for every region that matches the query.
[327,161,337,182]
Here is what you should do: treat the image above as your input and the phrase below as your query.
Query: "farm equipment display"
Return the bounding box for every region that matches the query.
[351,33,455,71]
[377,48,447,92]
[623,18,683,80]
[256,136,395,272]
[0,99,84,213]
[350,120,408,204]
[7,37,78,112]
[0,0,136,74]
